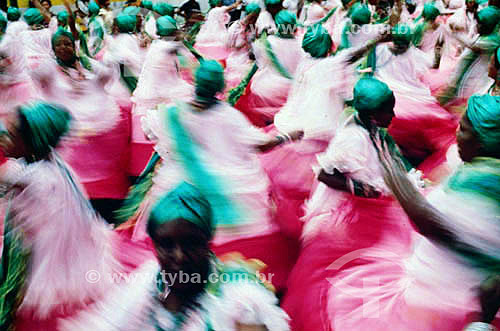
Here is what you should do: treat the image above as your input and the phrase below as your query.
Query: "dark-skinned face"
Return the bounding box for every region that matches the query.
[456,113,482,162]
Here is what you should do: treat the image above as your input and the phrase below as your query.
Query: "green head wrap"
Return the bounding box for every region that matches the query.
[88,1,100,17]
[209,0,222,7]
[57,10,69,26]
[195,60,225,105]
[275,10,297,38]
[265,0,281,6]
[141,0,153,10]
[350,3,371,25]
[245,2,261,14]
[153,2,175,16]
[392,23,413,46]
[123,6,141,16]
[477,6,500,35]
[7,7,21,22]
[0,14,6,33]
[466,94,500,155]
[156,15,177,36]
[148,182,214,240]
[24,8,44,26]
[422,3,440,21]
[353,77,394,114]
[19,102,72,162]
[115,14,137,33]
[302,24,332,58]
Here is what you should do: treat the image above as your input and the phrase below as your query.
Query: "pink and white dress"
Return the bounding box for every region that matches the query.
[129,40,194,176]
[236,35,305,127]
[372,44,458,176]
[194,7,231,62]
[31,58,131,201]
[281,115,418,331]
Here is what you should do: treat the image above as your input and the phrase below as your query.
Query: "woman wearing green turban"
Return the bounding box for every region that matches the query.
[86,1,105,56]
[128,13,193,177]
[153,2,175,16]
[302,24,332,58]
[23,8,46,27]
[325,87,500,330]
[121,59,302,296]
[338,3,382,51]
[114,14,137,33]
[31,25,130,224]
[57,180,290,330]
[281,76,420,330]
[412,2,445,70]
[0,101,128,329]
[441,6,500,104]
[359,22,457,170]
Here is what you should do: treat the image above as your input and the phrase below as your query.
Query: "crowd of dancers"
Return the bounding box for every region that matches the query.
[0,0,499,329]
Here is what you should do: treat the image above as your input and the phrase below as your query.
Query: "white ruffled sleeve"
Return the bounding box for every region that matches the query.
[317,125,370,176]
[210,281,290,331]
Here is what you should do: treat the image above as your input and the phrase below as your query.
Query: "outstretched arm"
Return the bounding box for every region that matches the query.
[63,0,79,40]
[32,0,52,24]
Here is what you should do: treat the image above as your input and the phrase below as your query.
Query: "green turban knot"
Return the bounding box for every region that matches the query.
[153,2,175,16]
[123,6,141,16]
[7,7,21,22]
[141,0,153,10]
[466,94,500,155]
[477,6,500,35]
[195,60,225,104]
[156,15,177,36]
[88,1,100,18]
[422,3,440,21]
[57,10,69,26]
[115,14,137,33]
[148,182,214,240]
[245,2,261,14]
[353,77,394,114]
[302,24,332,58]
[392,23,413,46]
[19,102,72,162]
[350,3,371,25]
[24,8,44,26]
[275,10,297,38]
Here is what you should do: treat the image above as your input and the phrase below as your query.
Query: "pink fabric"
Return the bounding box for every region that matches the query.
[59,104,132,199]
[282,196,414,331]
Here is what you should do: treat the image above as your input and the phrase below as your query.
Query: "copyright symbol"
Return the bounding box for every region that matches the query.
[85,270,101,283]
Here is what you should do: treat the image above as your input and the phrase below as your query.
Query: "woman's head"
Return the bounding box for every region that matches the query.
[156,15,177,37]
[57,10,69,27]
[353,77,396,128]
[7,7,21,22]
[466,0,478,12]
[302,24,332,58]
[52,28,77,66]
[41,0,52,10]
[391,23,413,53]
[88,1,100,18]
[476,6,500,36]
[5,102,71,162]
[275,10,297,38]
[114,14,137,33]
[350,3,372,26]
[422,3,440,22]
[265,0,283,17]
[147,183,213,294]
[24,8,45,27]
[153,2,175,16]
[194,60,225,105]
[459,94,500,161]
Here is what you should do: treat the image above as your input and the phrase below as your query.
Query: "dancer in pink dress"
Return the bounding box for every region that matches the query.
[366,24,458,177]
[235,10,305,127]
[0,36,38,126]
[20,8,56,70]
[328,93,500,331]
[194,0,242,62]
[32,28,131,224]
[129,15,194,176]
[281,77,419,331]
